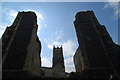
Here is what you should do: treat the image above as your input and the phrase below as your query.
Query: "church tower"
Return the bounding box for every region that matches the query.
[52,45,65,77]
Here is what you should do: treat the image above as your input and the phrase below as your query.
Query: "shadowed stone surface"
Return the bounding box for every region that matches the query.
[74,11,120,78]
[41,67,53,77]
[52,46,66,77]
[2,11,41,78]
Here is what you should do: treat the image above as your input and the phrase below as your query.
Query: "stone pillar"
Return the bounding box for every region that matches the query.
[2,11,41,78]
[52,46,66,77]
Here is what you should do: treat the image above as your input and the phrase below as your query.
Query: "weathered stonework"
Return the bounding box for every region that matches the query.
[52,46,66,77]
[40,46,66,78]
[41,67,53,77]
[2,11,41,78]
[74,46,84,72]
[74,11,120,78]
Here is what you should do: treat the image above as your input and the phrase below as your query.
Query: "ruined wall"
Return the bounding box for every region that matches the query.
[74,46,84,72]
[23,14,41,76]
[2,13,23,64]
[41,67,53,77]
[74,11,111,69]
[2,11,41,78]
[74,11,120,78]
[74,11,114,75]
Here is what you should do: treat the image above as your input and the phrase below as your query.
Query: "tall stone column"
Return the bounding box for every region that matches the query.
[73,11,119,78]
[52,46,65,77]
[2,11,41,78]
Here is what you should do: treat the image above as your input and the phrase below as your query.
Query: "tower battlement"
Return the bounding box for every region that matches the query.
[53,45,62,49]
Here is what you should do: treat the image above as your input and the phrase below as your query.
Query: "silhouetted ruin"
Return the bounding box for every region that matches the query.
[41,46,66,78]
[74,11,120,79]
[52,46,66,77]
[2,11,42,78]
[1,10,120,79]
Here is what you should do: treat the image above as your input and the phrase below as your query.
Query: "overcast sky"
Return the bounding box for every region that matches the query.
[0,2,119,73]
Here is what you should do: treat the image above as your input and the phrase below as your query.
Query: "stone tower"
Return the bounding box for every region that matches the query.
[52,46,65,77]
[2,11,41,78]
[73,11,120,78]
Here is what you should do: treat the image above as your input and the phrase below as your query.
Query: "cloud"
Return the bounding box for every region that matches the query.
[0,26,7,38]
[63,40,76,57]
[1,9,17,30]
[41,57,52,67]
[35,11,44,32]
[55,30,63,34]
[48,41,62,47]
[6,9,18,23]
[41,52,52,67]
[43,38,48,43]
[8,10,18,18]
[103,1,119,20]
[56,35,62,40]
[1,9,18,38]
[65,57,73,65]
[44,24,47,27]
[55,30,63,40]
[65,65,75,73]
[64,58,75,73]
[35,12,44,20]
[2,8,18,26]
[48,45,53,49]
